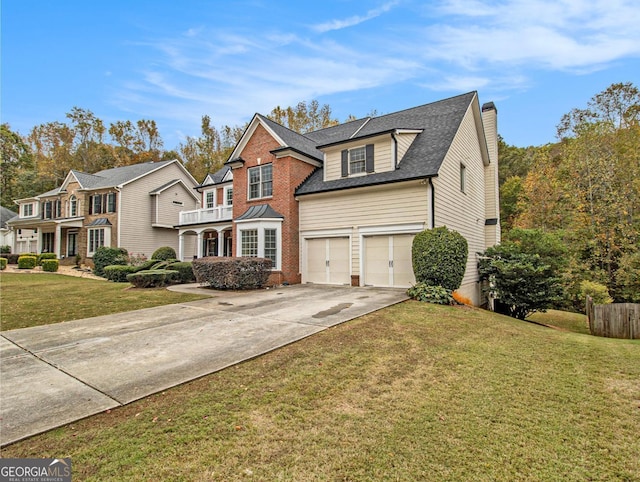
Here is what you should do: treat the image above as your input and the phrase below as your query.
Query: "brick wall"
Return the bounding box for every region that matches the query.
[232,124,316,284]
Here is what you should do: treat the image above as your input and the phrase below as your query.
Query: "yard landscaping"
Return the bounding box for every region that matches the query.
[0,273,208,331]
[1,295,638,480]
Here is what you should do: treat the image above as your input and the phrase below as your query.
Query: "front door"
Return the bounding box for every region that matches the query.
[67,232,77,257]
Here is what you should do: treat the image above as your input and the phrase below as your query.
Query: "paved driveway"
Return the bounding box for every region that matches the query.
[0,284,407,446]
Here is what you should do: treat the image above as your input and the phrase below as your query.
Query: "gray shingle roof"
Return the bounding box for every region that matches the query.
[0,206,17,228]
[200,166,231,187]
[236,204,284,221]
[257,114,322,161]
[295,92,476,195]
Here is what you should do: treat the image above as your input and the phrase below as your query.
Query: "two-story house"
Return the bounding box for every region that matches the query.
[176,91,499,304]
[8,160,199,264]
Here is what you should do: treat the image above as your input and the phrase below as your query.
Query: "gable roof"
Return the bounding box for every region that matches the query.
[0,206,17,228]
[200,165,232,188]
[296,92,477,196]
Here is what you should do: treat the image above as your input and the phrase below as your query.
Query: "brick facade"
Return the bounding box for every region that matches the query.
[232,124,316,285]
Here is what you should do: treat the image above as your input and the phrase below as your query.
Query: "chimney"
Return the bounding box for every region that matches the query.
[481,102,498,165]
[481,102,500,246]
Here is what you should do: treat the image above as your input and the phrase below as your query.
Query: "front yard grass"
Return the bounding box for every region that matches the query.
[2,301,638,481]
[0,273,208,331]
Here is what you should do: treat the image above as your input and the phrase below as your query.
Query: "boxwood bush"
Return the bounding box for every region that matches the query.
[166,261,195,283]
[151,246,177,261]
[0,258,7,270]
[37,253,57,266]
[104,265,138,282]
[93,246,128,277]
[192,257,272,289]
[18,255,37,269]
[412,227,468,291]
[42,259,59,272]
[127,269,179,288]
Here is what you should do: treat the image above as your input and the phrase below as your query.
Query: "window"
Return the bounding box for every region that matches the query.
[42,232,54,253]
[22,203,33,217]
[241,229,258,257]
[88,228,106,256]
[225,187,233,206]
[460,163,467,193]
[107,193,116,213]
[70,195,77,217]
[341,144,374,177]
[92,195,102,214]
[42,201,53,220]
[55,200,61,218]
[205,191,215,209]
[264,229,277,265]
[349,147,366,174]
[248,164,272,200]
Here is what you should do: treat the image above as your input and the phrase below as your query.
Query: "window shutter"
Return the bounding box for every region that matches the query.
[102,194,108,214]
[341,150,348,177]
[365,144,375,173]
[89,196,93,215]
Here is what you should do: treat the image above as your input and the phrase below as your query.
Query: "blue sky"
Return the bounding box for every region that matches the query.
[2,0,639,150]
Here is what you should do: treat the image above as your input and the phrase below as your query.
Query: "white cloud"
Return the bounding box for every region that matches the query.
[311,1,399,33]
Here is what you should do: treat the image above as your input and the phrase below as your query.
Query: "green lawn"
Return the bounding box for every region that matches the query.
[2,300,638,481]
[0,273,208,331]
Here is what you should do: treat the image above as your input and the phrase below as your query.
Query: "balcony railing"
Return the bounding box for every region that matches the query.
[179,206,233,225]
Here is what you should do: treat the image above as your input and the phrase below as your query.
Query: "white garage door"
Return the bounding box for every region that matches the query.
[305,237,350,285]
[363,234,415,288]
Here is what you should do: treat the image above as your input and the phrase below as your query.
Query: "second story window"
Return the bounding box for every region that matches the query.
[341,144,374,177]
[205,191,215,209]
[89,193,117,214]
[248,164,272,200]
[225,187,233,206]
[349,147,366,174]
[22,203,34,217]
[70,195,77,217]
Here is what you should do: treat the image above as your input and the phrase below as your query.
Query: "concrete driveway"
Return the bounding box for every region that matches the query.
[0,284,407,446]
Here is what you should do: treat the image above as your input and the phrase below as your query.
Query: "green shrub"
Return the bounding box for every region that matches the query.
[18,255,37,269]
[127,269,179,288]
[412,227,468,291]
[134,259,163,272]
[104,265,138,282]
[37,252,57,266]
[42,259,59,272]
[93,246,128,277]
[0,245,10,254]
[407,282,454,305]
[166,261,195,283]
[192,257,272,289]
[151,246,177,261]
[579,280,612,305]
[0,258,7,270]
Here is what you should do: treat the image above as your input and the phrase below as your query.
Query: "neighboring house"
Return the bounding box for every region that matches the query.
[0,206,18,250]
[8,160,199,264]
[176,91,499,304]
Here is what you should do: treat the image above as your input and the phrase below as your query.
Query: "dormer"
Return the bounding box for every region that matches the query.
[317,129,422,182]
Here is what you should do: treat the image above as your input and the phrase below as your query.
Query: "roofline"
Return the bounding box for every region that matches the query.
[316,128,402,149]
[295,174,438,197]
[270,146,323,166]
[225,115,286,165]
[117,159,198,188]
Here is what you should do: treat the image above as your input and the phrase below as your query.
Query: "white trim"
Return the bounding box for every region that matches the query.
[223,185,233,206]
[300,228,353,238]
[116,188,122,248]
[87,226,111,257]
[221,169,233,182]
[227,115,286,165]
[235,219,283,270]
[117,159,199,188]
[272,148,322,167]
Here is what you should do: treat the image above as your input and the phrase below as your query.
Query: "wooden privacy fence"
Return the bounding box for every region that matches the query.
[586,296,640,339]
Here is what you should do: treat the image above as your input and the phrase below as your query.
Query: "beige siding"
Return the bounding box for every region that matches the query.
[299,181,428,273]
[433,102,486,304]
[155,183,195,226]
[322,135,394,181]
[119,162,198,258]
[482,106,500,246]
[396,133,418,163]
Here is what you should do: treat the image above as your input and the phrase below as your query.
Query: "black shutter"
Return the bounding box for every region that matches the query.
[102,194,108,214]
[341,149,349,177]
[365,144,375,173]
[89,195,93,215]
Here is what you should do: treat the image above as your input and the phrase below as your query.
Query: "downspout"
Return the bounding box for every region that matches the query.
[428,178,435,229]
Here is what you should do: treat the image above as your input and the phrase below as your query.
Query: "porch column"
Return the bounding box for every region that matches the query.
[217,230,225,257]
[196,232,203,259]
[178,233,184,262]
[37,229,42,254]
[55,224,62,258]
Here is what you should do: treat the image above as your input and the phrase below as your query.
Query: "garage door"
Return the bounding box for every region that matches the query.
[363,234,415,288]
[305,237,350,285]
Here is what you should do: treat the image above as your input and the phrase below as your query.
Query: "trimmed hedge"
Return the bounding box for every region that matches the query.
[37,253,57,266]
[7,253,29,264]
[166,261,195,283]
[134,259,163,272]
[18,255,37,269]
[42,259,59,272]
[192,257,272,289]
[93,246,128,277]
[0,258,7,270]
[127,269,179,288]
[152,246,177,261]
[412,227,468,292]
[104,265,138,282]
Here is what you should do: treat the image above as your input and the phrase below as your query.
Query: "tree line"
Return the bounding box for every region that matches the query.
[0,100,340,207]
[498,82,639,304]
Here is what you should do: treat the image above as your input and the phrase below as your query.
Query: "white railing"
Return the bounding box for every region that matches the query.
[179,206,233,225]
